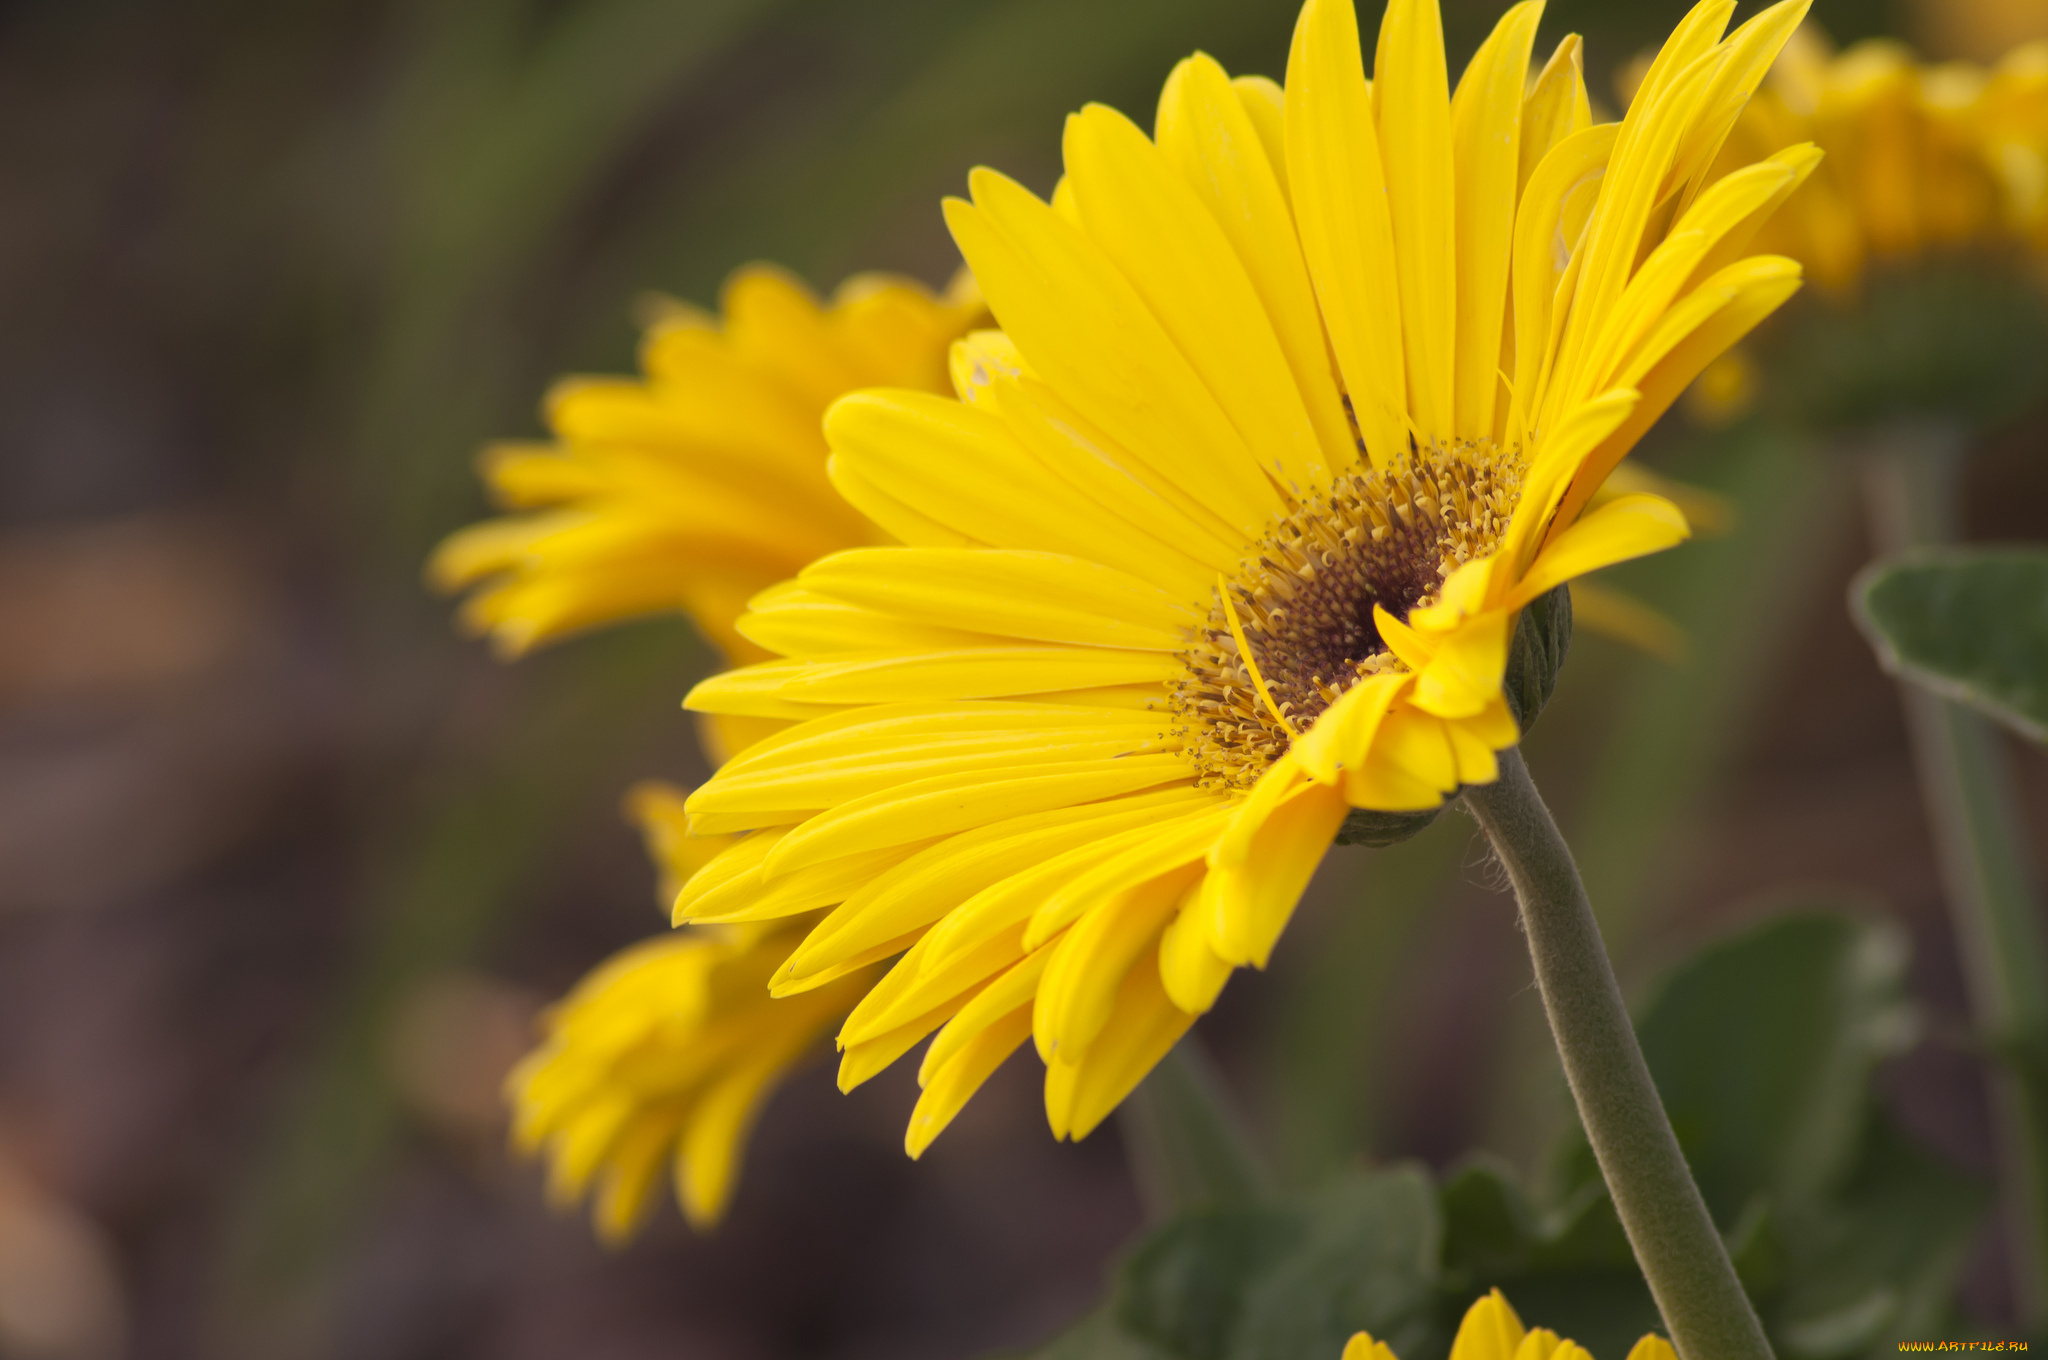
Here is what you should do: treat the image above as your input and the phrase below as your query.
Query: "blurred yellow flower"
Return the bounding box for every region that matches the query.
[506,913,876,1242]
[1720,25,2048,292]
[1344,1290,1675,1360]
[1680,347,1760,425]
[676,0,1811,1152]
[428,265,984,665]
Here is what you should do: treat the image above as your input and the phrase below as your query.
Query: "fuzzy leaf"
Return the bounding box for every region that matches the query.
[1853,547,2048,744]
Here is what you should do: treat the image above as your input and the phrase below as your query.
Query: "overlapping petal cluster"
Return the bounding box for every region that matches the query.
[1721,26,2048,291]
[508,917,872,1240]
[429,266,983,664]
[464,271,980,1238]
[676,0,1816,1151]
[1345,1290,1675,1360]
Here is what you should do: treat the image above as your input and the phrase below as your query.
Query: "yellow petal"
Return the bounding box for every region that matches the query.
[1411,609,1513,719]
[921,793,1218,969]
[843,925,1030,1047]
[1669,0,1814,212]
[1500,387,1638,578]
[1043,958,1196,1141]
[1450,1,1544,441]
[824,391,1212,597]
[1156,54,1355,474]
[947,175,1284,537]
[1158,875,1235,1013]
[1623,1335,1679,1360]
[1511,493,1691,605]
[906,1004,1034,1157]
[917,945,1055,1083]
[1451,1289,1527,1360]
[685,646,1180,714]
[789,790,1215,979]
[1034,867,1196,1064]
[1206,778,1349,967]
[800,546,1197,649]
[675,841,923,927]
[980,364,1245,569]
[591,1113,674,1246]
[1286,0,1409,464]
[1504,124,1618,449]
[1375,0,1457,440]
[1519,36,1591,193]
[763,756,1194,874]
[696,712,1166,820]
[1065,102,1329,491]
[1290,670,1413,783]
[1547,257,1801,534]
[1025,806,1231,949]
[737,586,1006,656]
[1368,704,1461,794]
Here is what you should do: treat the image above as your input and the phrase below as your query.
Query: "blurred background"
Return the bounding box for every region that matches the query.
[2,0,2045,1355]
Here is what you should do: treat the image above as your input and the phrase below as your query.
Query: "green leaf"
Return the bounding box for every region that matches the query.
[1438,1160,1658,1360]
[1540,909,1984,1359]
[1230,1171,1444,1360]
[1628,910,1917,1217]
[1027,1168,1444,1360]
[1852,547,2048,744]
[1117,1210,1307,1360]
[1772,1117,1986,1360]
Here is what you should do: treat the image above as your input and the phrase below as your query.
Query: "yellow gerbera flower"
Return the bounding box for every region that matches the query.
[1345,1290,1675,1360]
[1718,25,2048,292]
[427,265,984,668]
[678,0,1815,1152]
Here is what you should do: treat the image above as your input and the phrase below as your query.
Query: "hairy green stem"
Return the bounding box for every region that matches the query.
[1465,749,1772,1360]
[1119,1036,1271,1220]
[1861,423,2048,1328]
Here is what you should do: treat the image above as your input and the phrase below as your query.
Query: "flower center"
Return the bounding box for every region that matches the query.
[1168,440,1523,790]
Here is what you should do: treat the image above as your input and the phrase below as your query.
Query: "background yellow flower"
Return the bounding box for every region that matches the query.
[1719,25,2048,291]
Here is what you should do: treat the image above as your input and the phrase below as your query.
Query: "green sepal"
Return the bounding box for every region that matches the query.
[1333,586,1571,848]
[1332,806,1442,847]
[1851,546,2048,744]
[1502,583,1573,732]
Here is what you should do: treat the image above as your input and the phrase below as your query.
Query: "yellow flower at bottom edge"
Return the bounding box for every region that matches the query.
[1718,24,2048,292]
[1344,1290,1676,1360]
[428,264,985,674]
[506,782,885,1241]
[677,0,1815,1154]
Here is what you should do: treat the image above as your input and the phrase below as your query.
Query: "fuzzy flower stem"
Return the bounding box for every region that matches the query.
[1465,748,1772,1360]
[1118,1036,1271,1220]
[1861,421,2048,1328]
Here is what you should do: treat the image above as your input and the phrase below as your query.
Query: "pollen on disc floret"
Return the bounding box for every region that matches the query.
[1167,438,1524,791]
